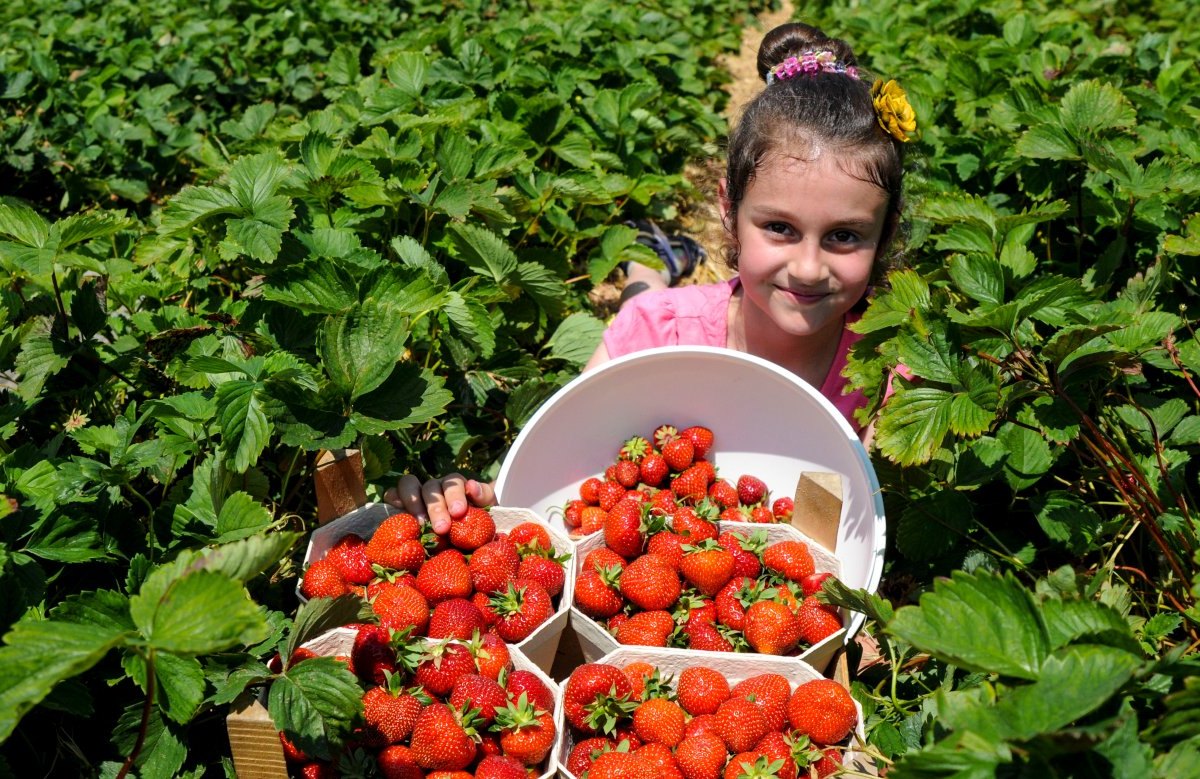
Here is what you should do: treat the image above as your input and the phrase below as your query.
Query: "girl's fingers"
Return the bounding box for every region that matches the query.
[385,474,429,523]
[465,479,497,508]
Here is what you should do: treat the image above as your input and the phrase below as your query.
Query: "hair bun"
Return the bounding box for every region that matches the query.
[757,22,858,83]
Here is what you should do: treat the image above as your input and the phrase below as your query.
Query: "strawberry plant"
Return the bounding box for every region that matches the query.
[0,0,771,773]
[800,0,1200,771]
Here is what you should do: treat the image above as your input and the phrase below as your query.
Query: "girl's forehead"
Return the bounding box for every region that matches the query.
[746,154,888,204]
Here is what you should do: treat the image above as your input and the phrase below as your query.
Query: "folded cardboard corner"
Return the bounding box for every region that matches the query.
[314,448,368,524]
[790,471,842,553]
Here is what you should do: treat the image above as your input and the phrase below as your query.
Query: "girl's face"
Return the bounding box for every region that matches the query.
[721,153,889,344]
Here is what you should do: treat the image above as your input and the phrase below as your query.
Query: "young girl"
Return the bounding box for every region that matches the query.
[387,22,916,533]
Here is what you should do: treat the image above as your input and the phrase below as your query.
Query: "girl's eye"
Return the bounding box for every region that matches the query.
[829,229,859,244]
[764,222,791,235]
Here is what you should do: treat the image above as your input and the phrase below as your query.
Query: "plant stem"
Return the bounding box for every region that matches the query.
[116,651,155,779]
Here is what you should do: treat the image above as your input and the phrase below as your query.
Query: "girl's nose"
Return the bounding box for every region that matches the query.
[787,240,827,282]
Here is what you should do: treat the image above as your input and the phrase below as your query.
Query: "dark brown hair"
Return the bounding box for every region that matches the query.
[724,22,906,282]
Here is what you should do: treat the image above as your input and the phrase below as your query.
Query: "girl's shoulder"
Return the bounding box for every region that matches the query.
[626,278,737,314]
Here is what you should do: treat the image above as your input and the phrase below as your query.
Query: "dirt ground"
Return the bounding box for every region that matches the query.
[587,0,796,317]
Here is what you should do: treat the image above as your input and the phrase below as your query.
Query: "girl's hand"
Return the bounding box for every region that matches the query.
[384,473,496,535]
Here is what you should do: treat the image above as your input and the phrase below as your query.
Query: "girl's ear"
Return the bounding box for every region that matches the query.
[717,177,732,230]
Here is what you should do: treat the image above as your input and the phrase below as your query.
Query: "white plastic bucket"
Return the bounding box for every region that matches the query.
[494,346,886,638]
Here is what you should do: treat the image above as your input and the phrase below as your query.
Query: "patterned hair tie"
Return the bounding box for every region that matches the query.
[766,50,859,84]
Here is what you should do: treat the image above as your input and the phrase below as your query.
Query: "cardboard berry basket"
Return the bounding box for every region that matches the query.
[554,646,870,779]
[494,346,886,640]
[297,504,575,674]
[227,627,564,779]
[568,520,848,672]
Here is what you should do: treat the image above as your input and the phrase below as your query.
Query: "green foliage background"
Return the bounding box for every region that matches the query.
[1,0,1199,776]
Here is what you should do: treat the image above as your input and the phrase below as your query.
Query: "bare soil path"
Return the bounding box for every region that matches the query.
[588,1,797,315]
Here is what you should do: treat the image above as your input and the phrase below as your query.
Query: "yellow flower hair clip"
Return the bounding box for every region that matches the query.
[871,79,917,143]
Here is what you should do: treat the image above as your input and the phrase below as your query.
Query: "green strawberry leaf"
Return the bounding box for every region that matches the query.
[131,569,268,656]
[269,656,362,761]
[888,570,1050,680]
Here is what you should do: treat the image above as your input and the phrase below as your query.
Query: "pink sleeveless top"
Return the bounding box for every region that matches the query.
[602,279,870,432]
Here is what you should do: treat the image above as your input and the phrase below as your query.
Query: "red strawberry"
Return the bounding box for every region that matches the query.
[671,464,709,503]
[300,558,348,599]
[714,576,759,632]
[349,624,396,685]
[473,591,500,626]
[517,554,565,598]
[469,537,521,594]
[771,496,794,522]
[414,640,477,697]
[762,541,815,582]
[366,513,424,569]
[563,663,637,734]
[581,477,604,504]
[491,579,554,642]
[649,487,678,513]
[605,497,649,558]
[509,522,552,551]
[633,697,687,747]
[279,731,308,763]
[620,435,651,462]
[580,506,608,535]
[409,702,479,770]
[679,425,715,457]
[736,475,768,506]
[574,568,625,619]
[598,481,628,511]
[428,598,485,640]
[619,554,681,611]
[808,747,843,778]
[800,572,833,596]
[731,674,792,732]
[494,693,556,765]
[362,682,425,745]
[674,734,728,779]
[714,696,769,753]
[415,549,473,603]
[754,731,798,779]
[636,742,686,779]
[796,595,843,644]
[680,539,736,596]
[653,424,678,448]
[615,610,675,646]
[718,530,765,578]
[749,506,774,523]
[720,506,751,523]
[376,744,422,779]
[676,592,717,627]
[589,751,656,778]
[470,631,512,680]
[662,437,695,471]
[584,547,627,573]
[687,621,734,652]
[677,667,730,716]
[707,479,739,509]
[614,459,641,488]
[672,501,720,541]
[743,601,801,655]
[639,452,670,487]
[448,506,495,551]
[475,754,528,779]
[505,669,555,711]
[450,673,508,724]
[567,736,618,777]
[684,714,721,740]
[563,499,587,529]
[646,531,686,571]
[326,534,374,585]
[787,679,857,744]
[371,582,430,635]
